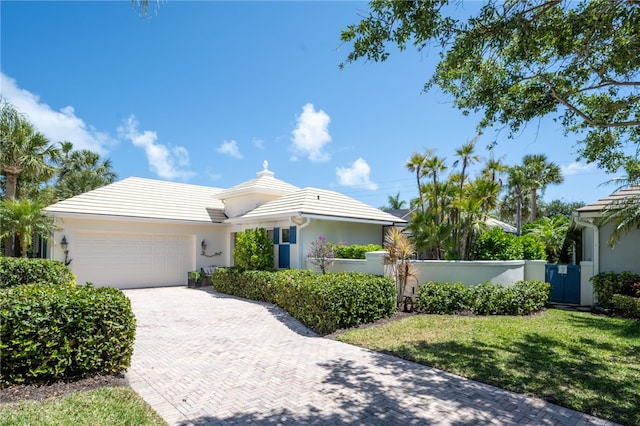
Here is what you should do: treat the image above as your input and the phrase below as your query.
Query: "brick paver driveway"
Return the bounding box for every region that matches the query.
[124,287,616,426]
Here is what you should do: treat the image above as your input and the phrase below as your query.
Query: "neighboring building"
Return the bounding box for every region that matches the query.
[45,162,405,289]
[573,186,640,305]
[574,185,640,275]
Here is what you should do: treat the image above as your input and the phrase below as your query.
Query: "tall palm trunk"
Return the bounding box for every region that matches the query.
[530,187,538,222]
[3,170,19,256]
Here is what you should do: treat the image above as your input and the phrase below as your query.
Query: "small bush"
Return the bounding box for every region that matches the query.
[212,268,396,334]
[592,271,640,308]
[415,280,549,316]
[610,294,640,319]
[333,244,384,260]
[415,281,468,314]
[0,283,136,386]
[0,257,75,289]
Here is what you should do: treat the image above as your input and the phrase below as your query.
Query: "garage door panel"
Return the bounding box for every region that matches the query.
[72,231,195,289]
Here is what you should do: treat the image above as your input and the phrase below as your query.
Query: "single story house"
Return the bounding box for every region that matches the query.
[45,162,406,289]
[574,185,640,275]
[572,185,640,305]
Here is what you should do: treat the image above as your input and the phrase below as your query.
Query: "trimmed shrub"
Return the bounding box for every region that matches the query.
[592,271,640,308]
[212,268,396,334]
[233,227,274,271]
[0,257,75,289]
[474,228,546,261]
[520,235,547,261]
[333,244,384,260]
[474,227,522,260]
[610,294,640,319]
[0,283,136,386]
[415,280,550,316]
[415,281,468,314]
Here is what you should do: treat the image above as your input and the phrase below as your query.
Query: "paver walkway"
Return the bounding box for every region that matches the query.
[124,287,617,426]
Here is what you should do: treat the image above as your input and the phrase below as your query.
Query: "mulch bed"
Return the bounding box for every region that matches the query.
[0,374,128,405]
[324,309,418,339]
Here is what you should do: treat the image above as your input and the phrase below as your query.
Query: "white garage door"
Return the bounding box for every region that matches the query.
[72,231,195,289]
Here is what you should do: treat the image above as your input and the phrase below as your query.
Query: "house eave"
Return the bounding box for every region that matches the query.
[45,210,228,226]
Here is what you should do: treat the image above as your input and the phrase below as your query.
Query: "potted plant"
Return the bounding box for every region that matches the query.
[187,270,203,288]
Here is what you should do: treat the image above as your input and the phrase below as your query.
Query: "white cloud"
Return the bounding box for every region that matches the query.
[253,137,265,149]
[0,73,112,154]
[561,161,597,176]
[290,103,331,162]
[117,115,195,181]
[336,158,378,190]
[217,140,243,159]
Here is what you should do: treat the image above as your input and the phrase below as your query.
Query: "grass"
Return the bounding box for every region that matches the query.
[0,386,168,426]
[338,308,640,426]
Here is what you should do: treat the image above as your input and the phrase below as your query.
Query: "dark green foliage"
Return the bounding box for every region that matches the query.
[333,244,384,260]
[474,228,546,261]
[519,235,547,261]
[474,228,522,260]
[0,283,136,385]
[610,294,640,319]
[233,228,274,271]
[592,271,640,308]
[0,257,75,289]
[415,280,549,316]
[414,281,467,314]
[212,268,396,334]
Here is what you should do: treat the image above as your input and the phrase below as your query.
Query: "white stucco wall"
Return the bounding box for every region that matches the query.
[50,216,230,286]
[597,222,640,274]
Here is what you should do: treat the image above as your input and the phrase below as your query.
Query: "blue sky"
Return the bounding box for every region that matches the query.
[1,1,618,210]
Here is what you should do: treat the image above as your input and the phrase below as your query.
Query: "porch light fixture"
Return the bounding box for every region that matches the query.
[60,235,72,266]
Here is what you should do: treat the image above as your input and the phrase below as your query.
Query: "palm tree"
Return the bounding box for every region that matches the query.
[524,216,570,263]
[1,103,60,256]
[0,199,58,258]
[422,153,447,220]
[453,137,480,197]
[522,154,563,222]
[1,118,59,201]
[482,156,508,186]
[383,192,406,211]
[507,166,527,235]
[405,152,427,212]
[55,149,117,199]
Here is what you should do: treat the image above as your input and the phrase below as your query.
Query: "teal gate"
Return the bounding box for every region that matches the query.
[545,264,581,304]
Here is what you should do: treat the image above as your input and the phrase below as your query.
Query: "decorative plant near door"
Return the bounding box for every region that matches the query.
[233,228,274,271]
[307,235,338,274]
[384,227,418,305]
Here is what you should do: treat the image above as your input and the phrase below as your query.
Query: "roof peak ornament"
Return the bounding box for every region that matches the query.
[256,160,275,178]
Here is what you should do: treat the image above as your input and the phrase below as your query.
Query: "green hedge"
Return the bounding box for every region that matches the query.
[212,268,396,334]
[415,280,550,316]
[474,227,546,261]
[0,283,136,386]
[592,271,640,308]
[333,244,384,260]
[610,294,640,319]
[0,257,75,289]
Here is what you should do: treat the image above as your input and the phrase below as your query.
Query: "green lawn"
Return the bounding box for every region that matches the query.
[0,386,167,426]
[338,309,640,426]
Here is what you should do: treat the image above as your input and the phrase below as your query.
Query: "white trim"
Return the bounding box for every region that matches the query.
[46,211,228,226]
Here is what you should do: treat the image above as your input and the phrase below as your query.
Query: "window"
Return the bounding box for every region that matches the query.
[281,228,290,243]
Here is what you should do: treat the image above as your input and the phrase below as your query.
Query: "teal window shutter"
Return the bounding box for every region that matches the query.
[273,227,280,244]
[289,226,297,244]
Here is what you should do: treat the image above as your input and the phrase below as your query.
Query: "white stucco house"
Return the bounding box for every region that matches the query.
[572,185,640,304]
[45,162,406,289]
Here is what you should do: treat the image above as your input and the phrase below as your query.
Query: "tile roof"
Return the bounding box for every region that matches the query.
[577,185,640,214]
[231,187,407,225]
[214,165,299,200]
[45,177,227,223]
